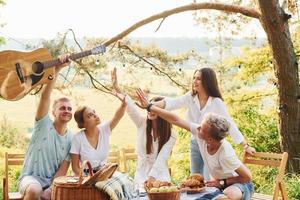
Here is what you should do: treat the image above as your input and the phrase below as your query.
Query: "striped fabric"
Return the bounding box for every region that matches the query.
[95,171,135,200]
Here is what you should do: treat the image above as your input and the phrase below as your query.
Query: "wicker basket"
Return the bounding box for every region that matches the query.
[51,161,116,200]
[147,191,180,200]
[145,183,180,200]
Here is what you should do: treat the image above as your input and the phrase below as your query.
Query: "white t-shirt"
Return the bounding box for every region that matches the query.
[190,122,242,180]
[70,121,111,169]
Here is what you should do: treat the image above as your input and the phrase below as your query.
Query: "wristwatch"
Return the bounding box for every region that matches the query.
[219,179,226,188]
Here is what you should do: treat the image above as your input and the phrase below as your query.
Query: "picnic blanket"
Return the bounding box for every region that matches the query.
[195,189,224,200]
[95,171,135,200]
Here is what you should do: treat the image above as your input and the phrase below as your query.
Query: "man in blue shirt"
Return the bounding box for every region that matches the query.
[19,55,73,200]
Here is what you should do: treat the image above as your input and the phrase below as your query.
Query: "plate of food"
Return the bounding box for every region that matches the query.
[179,173,206,194]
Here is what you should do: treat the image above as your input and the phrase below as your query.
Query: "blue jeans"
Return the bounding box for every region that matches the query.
[231,182,254,200]
[190,138,209,179]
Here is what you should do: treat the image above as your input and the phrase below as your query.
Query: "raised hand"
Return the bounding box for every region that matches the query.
[111,67,121,93]
[135,88,150,109]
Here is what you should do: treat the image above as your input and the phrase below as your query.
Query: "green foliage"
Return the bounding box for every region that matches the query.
[224,46,272,83]
[285,174,300,199]
[0,116,28,149]
[8,167,22,191]
[169,129,190,183]
[42,33,69,58]
[0,0,6,46]
[230,105,280,153]
[127,160,137,179]
[0,36,5,46]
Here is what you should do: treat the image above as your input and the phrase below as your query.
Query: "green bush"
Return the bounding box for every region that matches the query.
[0,116,28,149]
[126,160,137,178]
[286,174,300,199]
[230,105,280,153]
[169,128,190,184]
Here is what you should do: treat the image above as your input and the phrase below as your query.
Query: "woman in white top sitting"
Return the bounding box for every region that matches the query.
[112,68,176,184]
[70,93,126,175]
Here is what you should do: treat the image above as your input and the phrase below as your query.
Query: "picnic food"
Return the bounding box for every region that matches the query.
[145,179,180,200]
[149,186,178,193]
[180,173,205,193]
[145,179,172,190]
[145,179,179,193]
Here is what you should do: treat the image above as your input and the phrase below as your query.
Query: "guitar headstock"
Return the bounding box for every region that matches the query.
[91,45,106,55]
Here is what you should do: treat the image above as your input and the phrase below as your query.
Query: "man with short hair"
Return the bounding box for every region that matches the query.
[136,89,254,200]
[19,55,73,200]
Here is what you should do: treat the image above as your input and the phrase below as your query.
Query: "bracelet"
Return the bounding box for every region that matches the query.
[146,103,153,112]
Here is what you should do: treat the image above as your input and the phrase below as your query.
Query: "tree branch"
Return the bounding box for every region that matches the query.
[228,92,277,103]
[118,43,188,90]
[103,3,260,46]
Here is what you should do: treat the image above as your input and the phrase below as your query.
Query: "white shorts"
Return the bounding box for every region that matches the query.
[19,176,43,195]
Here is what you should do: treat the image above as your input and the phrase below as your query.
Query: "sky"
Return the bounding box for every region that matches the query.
[0,0,265,39]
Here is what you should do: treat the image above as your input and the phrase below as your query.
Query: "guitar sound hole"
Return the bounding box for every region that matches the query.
[32,61,44,75]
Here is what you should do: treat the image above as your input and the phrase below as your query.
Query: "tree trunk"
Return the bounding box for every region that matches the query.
[257,0,300,173]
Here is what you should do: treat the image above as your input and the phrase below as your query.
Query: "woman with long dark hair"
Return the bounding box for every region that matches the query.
[112,68,176,184]
[155,68,255,177]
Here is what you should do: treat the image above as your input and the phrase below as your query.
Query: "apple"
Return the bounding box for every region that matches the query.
[149,188,159,193]
[169,186,178,192]
[158,186,169,192]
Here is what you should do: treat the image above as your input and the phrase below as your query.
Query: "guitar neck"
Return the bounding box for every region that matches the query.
[43,50,92,69]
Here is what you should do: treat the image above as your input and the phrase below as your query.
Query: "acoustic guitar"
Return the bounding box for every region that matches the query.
[0,45,106,101]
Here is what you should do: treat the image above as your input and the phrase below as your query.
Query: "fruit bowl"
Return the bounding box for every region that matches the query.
[145,184,180,200]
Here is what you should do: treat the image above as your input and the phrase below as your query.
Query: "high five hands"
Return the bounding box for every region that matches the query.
[135,88,150,109]
[111,67,121,93]
[111,67,126,104]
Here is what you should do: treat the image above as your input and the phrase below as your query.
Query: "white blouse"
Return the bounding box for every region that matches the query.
[125,96,176,184]
[165,91,244,144]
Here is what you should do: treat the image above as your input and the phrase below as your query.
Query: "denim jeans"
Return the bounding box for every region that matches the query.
[231,182,254,200]
[190,138,209,179]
